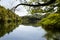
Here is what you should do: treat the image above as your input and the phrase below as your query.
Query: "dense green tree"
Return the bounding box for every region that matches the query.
[0,6,21,23]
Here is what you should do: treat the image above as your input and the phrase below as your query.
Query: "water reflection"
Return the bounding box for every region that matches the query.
[0,22,60,40]
[0,22,47,40]
[44,28,60,40]
[0,22,20,38]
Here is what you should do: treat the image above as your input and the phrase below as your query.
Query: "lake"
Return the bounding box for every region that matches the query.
[0,24,47,40]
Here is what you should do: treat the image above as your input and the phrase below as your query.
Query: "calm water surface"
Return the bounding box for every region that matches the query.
[0,25,47,40]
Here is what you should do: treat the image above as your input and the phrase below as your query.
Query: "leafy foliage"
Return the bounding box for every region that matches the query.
[37,13,60,28]
[29,0,60,14]
[0,6,21,23]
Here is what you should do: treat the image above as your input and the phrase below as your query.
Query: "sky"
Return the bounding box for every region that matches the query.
[0,0,29,16]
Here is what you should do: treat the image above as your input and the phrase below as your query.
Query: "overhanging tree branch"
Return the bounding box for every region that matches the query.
[11,0,56,12]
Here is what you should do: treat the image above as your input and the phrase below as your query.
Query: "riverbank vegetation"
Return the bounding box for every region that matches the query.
[0,0,60,29]
[0,6,21,23]
[37,13,60,29]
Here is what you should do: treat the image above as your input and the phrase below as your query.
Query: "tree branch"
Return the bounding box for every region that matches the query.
[11,0,56,11]
[15,0,56,7]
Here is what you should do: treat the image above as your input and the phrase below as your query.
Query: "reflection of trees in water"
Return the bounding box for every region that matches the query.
[44,28,60,40]
[0,22,21,38]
